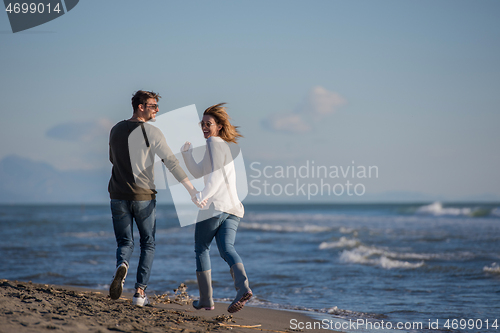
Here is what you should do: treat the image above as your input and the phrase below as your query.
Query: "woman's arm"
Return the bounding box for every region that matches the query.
[181,142,204,179]
[196,138,227,203]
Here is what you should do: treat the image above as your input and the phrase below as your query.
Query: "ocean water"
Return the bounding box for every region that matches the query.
[1,202,499,332]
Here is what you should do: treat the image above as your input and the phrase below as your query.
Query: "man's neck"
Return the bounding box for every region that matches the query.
[128,114,145,122]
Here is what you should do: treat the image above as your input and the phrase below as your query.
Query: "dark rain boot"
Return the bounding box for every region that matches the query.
[227,263,253,313]
[193,270,215,310]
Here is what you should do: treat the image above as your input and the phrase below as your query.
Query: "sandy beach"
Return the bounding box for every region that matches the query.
[0,279,332,333]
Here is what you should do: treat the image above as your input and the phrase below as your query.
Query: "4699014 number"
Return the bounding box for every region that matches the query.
[444,319,498,330]
[5,2,62,14]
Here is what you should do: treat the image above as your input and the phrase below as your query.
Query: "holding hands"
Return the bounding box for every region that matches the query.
[191,192,209,209]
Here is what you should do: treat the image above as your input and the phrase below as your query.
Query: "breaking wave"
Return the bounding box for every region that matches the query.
[415,202,498,217]
[339,246,425,269]
[483,262,500,274]
[240,222,332,233]
[319,237,360,249]
[61,231,112,238]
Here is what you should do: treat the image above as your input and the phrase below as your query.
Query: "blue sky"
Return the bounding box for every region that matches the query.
[1,0,499,202]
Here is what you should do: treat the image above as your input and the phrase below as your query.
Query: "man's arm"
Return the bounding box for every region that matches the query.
[150,127,188,183]
[150,126,206,207]
[179,177,197,197]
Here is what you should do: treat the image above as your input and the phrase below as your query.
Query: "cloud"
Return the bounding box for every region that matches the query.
[46,118,113,142]
[297,86,346,118]
[263,86,346,134]
[261,113,311,134]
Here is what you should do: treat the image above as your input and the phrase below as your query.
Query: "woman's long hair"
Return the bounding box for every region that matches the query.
[203,103,243,143]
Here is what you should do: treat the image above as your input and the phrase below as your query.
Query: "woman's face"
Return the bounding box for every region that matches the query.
[201,115,222,139]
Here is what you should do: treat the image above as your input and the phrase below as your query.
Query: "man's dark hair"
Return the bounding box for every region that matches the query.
[131,90,161,112]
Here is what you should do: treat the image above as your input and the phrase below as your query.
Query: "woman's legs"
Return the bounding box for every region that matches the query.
[228,263,252,313]
[194,214,222,272]
[214,214,242,267]
[213,214,252,313]
[193,211,221,310]
[194,212,252,312]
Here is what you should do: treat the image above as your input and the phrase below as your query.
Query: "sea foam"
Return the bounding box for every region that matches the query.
[415,202,472,216]
[319,237,360,249]
[339,246,425,269]
[483,262,500,274]
[491,208,500,217]
[240,222,332,233]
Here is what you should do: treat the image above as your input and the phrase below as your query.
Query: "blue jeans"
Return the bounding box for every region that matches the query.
[195,211,242,272]
[111,199,156,290]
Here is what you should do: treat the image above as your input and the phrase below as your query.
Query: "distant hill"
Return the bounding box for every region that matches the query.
[0,155,497,204]
[0,155,110,204]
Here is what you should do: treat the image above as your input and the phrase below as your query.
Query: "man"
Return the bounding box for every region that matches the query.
[108,90,200,306]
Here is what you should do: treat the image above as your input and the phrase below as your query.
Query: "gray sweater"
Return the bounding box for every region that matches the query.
[108,120,187,200]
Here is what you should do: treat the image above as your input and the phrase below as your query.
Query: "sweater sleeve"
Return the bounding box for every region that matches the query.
[181,148,204,179]
[197,138,226,202]
[109,144,113,164]
[151,127,188,183]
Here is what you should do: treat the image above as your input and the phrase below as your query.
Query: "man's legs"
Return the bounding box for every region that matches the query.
[110,199,134,299]
[131,199,156,292]
[111,199,135,268]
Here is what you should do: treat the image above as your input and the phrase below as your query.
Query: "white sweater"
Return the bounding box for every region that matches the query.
[181,136,244,218]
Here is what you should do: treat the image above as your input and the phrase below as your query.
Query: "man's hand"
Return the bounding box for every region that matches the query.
[191,192,209,208]
[185,183,198,199]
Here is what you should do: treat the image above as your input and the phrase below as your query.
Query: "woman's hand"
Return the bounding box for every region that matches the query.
[191,192,209,208]
[181,141,192,153]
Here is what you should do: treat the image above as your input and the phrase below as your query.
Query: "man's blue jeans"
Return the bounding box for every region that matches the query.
[195,211,242,272]
[111,199,156,291]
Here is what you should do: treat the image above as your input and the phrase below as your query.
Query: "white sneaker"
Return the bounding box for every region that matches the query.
[109,263,128,300]
[133,292,150,307]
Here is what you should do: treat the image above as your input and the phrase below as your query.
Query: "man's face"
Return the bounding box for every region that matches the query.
[141,98,159,121]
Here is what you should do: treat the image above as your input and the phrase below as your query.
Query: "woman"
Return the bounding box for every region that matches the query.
[181,103,251,313]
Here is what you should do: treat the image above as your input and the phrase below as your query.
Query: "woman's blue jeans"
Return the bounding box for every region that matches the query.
[195,211,242,272]
[111,199,156,291]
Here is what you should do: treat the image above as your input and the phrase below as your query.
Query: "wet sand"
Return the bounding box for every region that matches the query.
[0,279,335,333]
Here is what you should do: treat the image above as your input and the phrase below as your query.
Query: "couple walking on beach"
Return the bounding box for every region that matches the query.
[107,90,251,313]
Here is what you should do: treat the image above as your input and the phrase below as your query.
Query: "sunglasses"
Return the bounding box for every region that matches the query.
[144,103,159,110]
[199,121,217,128]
